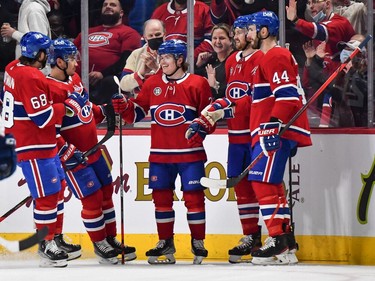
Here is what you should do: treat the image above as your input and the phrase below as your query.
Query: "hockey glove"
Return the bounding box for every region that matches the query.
[201,98,234,126]
[0,134,17,180]
[112,94,128,114]
[58,143,87,170]
[185,118,209,146]
[64,92,88,117]
[259,122,281,157]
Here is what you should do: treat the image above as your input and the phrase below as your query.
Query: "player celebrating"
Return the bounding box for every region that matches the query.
[222,14,264,263]
[46,38,136,264]
[246,11,312,265]
[112,39,213,265]
[0,31,85,267]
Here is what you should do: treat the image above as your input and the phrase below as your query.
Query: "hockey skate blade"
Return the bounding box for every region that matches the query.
[39,257,68,268]
[200,177,227,189]
[228,255,252,264]
[287,252,299,265]
[97,256,119,265]
[121,252,137,262]
[251,253,290,265]
[193,255,205,265]
[147,254,176,265]
[67,250,82,261]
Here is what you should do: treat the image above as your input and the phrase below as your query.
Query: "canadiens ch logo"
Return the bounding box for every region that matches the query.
[153,87,162,96]
[226,81,250,99]
[88,32,112,47]
[153,103,186,127]
[77,104,93,124]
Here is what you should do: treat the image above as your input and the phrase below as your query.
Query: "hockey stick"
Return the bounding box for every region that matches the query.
[82,103,116,158]
[201,34,373,189]
[0,195,32,223]
[0,226,48,252]
[113,76,125,264]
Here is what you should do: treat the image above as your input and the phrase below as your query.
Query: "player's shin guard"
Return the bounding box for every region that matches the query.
[234,178,260,235]
[81,191,107,242]
[183,190,207,264]
[146,189,176,264]
[101,184,117,236]
[54,183,66,235]
[34,193,59,240]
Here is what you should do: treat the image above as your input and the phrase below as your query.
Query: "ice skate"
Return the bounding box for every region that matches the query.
[106,236,137,261]
[145,237,176,264]
[191,239,208,265]
[54,234,81,261]
[228,231,262,263]
[93,239,119,265]
[38,239,68,268]
[251,234,290,265]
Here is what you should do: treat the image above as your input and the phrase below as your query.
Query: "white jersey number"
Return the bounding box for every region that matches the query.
[272,70,290,84]
[1,91,14,128]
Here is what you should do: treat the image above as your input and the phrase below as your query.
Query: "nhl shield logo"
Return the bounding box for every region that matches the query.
[153,87,162,96]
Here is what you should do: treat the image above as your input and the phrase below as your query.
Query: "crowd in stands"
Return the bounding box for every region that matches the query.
[0,0,373,128]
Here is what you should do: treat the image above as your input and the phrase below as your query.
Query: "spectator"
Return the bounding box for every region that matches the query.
[286,0,355,127]
[112,40,212,265]
[332,0,367,34]
[151,0,214,61]
[74,0,141,104]
[0,0,51,60]
[47,10,67,39]
[125,0,157,35]
[119,19,166,97]
[210,0,279,26]
[195,23,234,100]
[0,0,19,87]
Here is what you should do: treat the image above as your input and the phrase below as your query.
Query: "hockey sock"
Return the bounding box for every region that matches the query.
[101,183,117,236]
[81,190,107,242]
[152,189,175,240]
[252,181,284,237]
[54,181,66,235]
[34,192,59,240]
[183,190,205,240]
[234,178,260,235]
[277,183,291,228]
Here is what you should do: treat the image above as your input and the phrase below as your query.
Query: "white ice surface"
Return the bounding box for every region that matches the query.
[0,255,374,281]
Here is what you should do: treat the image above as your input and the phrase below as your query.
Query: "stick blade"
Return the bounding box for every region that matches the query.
[200,177,228,189]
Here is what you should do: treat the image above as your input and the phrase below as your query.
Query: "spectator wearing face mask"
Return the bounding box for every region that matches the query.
[287,0,355,127]
[302,34,367,127]
[119,19,166,98]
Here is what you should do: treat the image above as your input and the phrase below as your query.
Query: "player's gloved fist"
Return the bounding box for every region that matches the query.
[0,134,17,180]
[111,94,128,114]
[259,122,281,157]
[64,92,88,117]
[201,98,234,126]
[185,118,209,146]
[58,143,87,170]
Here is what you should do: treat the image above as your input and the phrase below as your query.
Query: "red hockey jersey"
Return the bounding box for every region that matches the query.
[46,73,105,163]
[250,46,312,148]
[225,49,263,144]
[74,24,141,74]
[120,72,212,163]
[1,60,66,161]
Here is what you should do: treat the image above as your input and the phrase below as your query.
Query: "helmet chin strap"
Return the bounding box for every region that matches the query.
[166,57,182,79]
[56,61,70,81]
[255,30,269,49]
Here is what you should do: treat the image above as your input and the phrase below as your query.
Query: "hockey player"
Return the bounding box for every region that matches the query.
[0,31,86,267]
[245,11,312,265]
[111,39,213,265]
[0,117,16,181]
[222,14,264,263]
[46,38,136,264]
